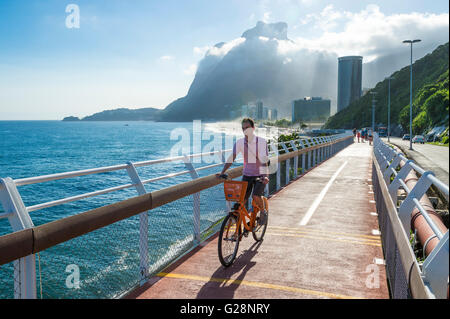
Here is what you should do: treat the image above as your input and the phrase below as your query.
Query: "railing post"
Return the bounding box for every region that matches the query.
[289,141,298,179]
[299,140,306,175]
[421,231,449,298]
[383,153,403,185]
[329,138,333,156]
[276,159,281,190]
[182,156,201,245]
[311,138,317,167]
[0,178,36,299]
[307,139,312,171]
[327,137,331,158]
[398,171,435,235]
[319,137,324,162]
[388,160,414,201]
[125,162,149,286]
[268,142,281,192]
[280,142,290,185]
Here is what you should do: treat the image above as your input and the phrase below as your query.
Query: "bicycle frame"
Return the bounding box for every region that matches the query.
[232,199,263,234]
[219,177,269,266]
[222,178,265,237]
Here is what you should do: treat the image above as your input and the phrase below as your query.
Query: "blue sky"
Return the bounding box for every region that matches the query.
[0,0,449,120]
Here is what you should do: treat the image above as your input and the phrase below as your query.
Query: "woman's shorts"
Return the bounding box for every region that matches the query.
[242,175,266,201]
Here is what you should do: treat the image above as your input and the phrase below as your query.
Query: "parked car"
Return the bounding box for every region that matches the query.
[412,135,425,144]
[402,134,410,140]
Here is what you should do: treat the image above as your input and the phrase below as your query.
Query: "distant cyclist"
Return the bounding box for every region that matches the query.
[216,117,270,212]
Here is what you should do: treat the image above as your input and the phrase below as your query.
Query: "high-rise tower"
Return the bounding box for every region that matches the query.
[337,56,363,112]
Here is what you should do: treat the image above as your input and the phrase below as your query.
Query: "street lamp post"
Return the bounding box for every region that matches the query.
[403,39,421,150]
[370,92,377,134]
[386,76,395,142]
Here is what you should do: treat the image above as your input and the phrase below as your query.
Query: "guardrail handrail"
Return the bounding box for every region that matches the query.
[372,132,449,299]
[1,133,348,216]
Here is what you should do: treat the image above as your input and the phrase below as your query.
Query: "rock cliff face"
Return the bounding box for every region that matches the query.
[241,21,289,41]
[159,21,338,121]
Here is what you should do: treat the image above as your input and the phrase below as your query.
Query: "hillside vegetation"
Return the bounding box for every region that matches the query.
[324,42,449,135]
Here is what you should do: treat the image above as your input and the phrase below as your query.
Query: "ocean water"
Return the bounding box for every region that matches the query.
[0,120,245,298]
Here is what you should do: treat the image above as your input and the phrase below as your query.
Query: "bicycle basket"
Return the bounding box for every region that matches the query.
[223,181,248,202]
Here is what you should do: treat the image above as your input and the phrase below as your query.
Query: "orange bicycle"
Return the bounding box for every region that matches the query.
[217,174,269,267]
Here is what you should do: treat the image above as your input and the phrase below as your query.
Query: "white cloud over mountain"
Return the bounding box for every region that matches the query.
[161,6,448,120]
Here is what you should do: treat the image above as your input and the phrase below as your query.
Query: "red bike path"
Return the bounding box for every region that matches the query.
[126,141,389,299]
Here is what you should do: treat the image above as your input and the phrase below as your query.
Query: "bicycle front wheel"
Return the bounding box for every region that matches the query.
[218,213,240,267]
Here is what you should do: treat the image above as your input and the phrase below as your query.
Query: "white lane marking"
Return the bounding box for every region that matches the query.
[373,258,386,265]
[299,161,348,226]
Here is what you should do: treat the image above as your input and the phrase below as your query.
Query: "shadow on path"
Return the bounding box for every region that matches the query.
[196,240,263,299]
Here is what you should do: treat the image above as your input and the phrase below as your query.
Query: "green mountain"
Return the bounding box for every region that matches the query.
[324,42,449,135]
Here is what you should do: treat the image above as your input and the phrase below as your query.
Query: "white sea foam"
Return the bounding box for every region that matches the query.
[147,234,195,275]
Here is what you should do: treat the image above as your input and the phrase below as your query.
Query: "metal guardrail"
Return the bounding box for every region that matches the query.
[372,133,449,299]
[0,132,353,299]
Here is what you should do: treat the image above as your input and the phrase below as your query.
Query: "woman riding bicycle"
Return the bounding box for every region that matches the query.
[216,117,270,212]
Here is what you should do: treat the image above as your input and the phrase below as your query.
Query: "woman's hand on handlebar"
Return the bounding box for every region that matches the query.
[216,173,228,179]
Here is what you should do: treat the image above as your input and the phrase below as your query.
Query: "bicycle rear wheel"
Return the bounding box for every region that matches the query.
[218,213,240,267]
[252,199,269,242]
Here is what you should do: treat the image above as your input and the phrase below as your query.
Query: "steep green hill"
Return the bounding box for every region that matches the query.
[324,42,449,134]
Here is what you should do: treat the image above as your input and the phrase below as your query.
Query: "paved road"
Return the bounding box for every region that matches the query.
[127,142,389,299]
[383,137,449,186]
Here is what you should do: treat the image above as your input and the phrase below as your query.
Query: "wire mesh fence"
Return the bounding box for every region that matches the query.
[0,161,233,298]
[0,261,15,299]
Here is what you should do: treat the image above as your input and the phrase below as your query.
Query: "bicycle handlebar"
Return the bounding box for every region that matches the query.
[218,173,264,183]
